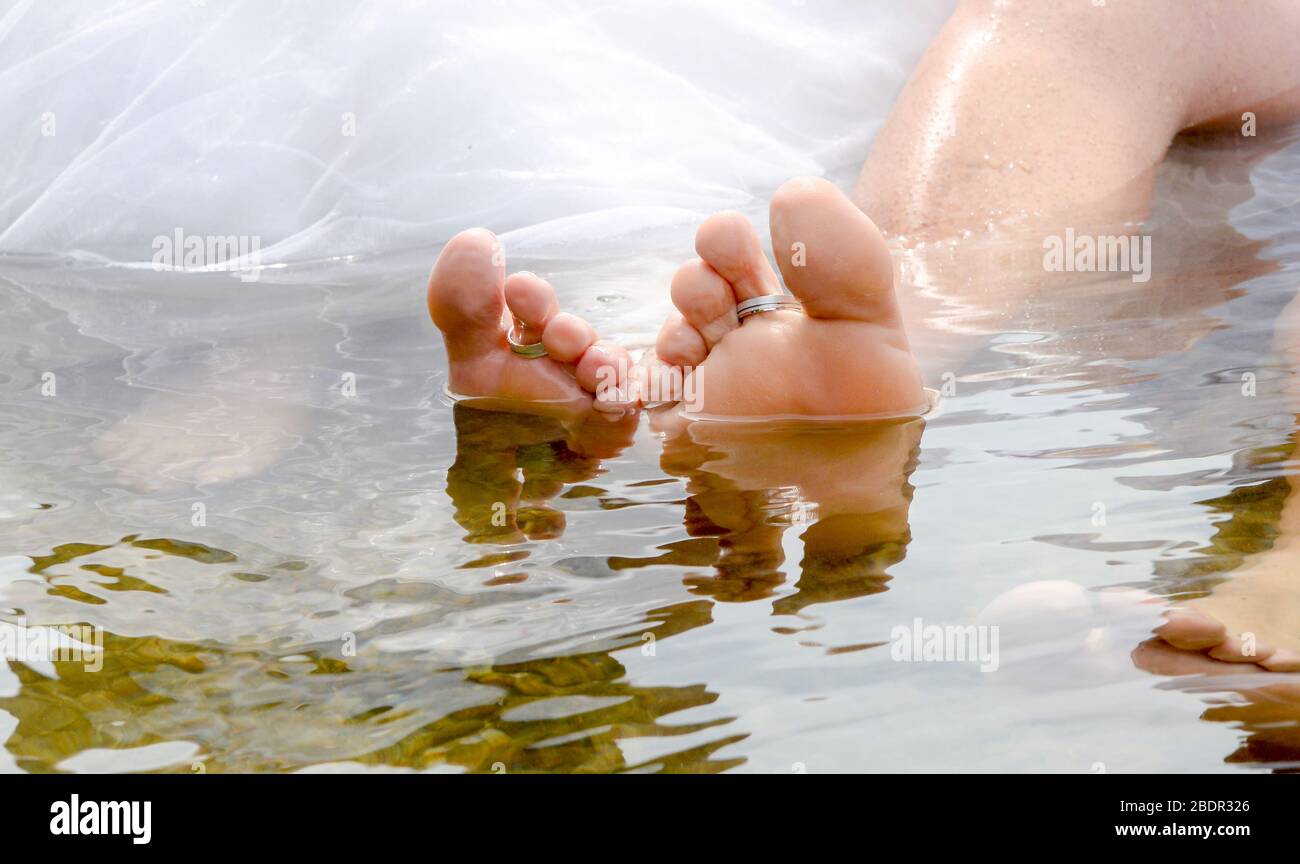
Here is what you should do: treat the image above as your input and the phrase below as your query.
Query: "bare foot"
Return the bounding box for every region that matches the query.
[652,178,927,418]
[1127,557,1300,768]
[428,229,636,415]
[93,391,303,491]
[1140,548,1300,674]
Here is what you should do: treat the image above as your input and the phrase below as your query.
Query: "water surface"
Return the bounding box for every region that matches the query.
[2,132,1299,773]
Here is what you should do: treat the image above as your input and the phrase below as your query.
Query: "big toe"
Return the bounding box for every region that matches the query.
[769,176,901,326]
[428,229,508,360]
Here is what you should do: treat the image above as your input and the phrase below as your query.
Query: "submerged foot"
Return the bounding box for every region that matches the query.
[1136,548,1300,675]
[652,177,926,418]
[427,229,636,415]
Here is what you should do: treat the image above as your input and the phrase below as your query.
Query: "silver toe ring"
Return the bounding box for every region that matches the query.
[507,330,548,358]
[736,295,802,323]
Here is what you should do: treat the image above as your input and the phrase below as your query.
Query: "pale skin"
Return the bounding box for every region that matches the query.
[428,1,1300,676]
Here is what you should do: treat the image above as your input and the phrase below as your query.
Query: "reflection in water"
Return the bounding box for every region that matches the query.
[1,531,735,773]
[449,404,922,619]
[653,413,920,619]
[1,405,923,773]
[446,405,639,545]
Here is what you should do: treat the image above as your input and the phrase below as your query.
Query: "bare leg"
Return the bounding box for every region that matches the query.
[653,2,1300,670]
[857,0,1300,236]
[851,1,1300,673]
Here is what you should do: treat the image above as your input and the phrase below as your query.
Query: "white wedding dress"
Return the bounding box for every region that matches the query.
[0,0,953,267]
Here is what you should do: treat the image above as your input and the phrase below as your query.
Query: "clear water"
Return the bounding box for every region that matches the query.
[2,131,1299,773]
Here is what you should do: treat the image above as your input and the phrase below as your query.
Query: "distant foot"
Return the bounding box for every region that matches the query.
[1137,549,1300,675]
[652,177,926,418]
[93,391,302,491]
[427,229,636,415]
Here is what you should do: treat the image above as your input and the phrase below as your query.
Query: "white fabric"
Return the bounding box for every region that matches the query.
[0,0,954,266]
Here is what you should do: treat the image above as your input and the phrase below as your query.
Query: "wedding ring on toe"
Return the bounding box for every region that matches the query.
[736,295,802,323]
[507,330,548,358]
